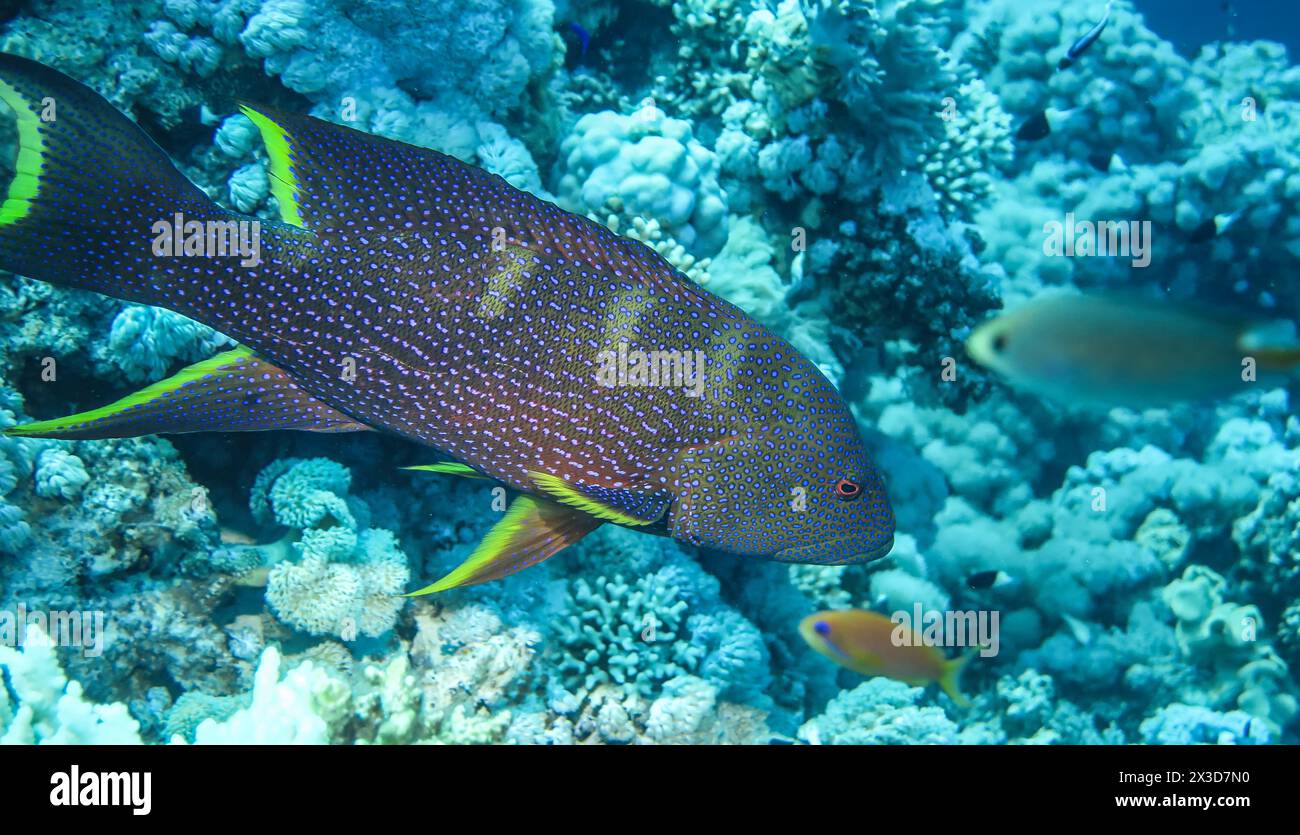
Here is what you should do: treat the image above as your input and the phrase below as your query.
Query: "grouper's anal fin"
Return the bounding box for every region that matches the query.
[6,348,369,440]
[407,495,601,595]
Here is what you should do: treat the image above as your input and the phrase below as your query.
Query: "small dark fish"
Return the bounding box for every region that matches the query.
[966,570,1002,590]
[566,22,590,62]
[1058,1,1112,71]
[1015,107,1074,142]
[1084,149,1127,174]
[1016,110,1051,142]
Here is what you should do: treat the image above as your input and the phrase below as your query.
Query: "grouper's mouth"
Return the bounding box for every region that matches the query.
[774,534,894,565]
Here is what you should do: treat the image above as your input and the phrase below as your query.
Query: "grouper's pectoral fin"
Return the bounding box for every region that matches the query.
[528,471,670,526]
[5,348,369,440]
[407,495,601,595]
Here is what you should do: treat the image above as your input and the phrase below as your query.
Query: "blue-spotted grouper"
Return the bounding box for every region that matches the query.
[0,54,894,592]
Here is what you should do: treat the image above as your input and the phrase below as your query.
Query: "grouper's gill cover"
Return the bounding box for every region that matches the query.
[0,53,895,591]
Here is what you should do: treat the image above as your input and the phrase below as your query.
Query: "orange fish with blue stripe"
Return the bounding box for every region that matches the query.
[0,55,895,593]
[799,609,973,707]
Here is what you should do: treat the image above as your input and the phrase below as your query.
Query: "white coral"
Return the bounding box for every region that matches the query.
[0,625,142,744]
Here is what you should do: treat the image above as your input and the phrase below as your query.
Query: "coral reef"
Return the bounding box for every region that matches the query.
[0,0,1297,747]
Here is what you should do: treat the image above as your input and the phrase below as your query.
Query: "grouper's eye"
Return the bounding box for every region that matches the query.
[813,620,831,636]
[991,331,1009,353]
[834,478,862,501]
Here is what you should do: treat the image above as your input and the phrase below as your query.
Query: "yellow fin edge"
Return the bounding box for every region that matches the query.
[402,462,488,479]
[405,495,542,596]
[0,78,43,226]
[6,347,255,437]
[528,470,654,526]
[938,652,973,709]
[238,104,304,228]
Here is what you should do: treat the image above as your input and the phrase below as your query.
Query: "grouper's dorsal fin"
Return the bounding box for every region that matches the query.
[5,348,369,440]
[233,103,663,280]
[236,101,548,237]
[528,471,669,526]
[407,495,601,595]
[239,104,305,228]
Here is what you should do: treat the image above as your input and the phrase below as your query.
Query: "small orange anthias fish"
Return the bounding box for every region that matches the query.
[799,609,972,707]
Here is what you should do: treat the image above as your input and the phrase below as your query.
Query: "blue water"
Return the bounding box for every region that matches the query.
[1140,0,1300,57]
[0,0,1296,746]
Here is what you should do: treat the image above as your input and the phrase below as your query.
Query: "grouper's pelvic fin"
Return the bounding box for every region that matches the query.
[6,348,369,440]
[0,53,302,308]
[407,495,601,595]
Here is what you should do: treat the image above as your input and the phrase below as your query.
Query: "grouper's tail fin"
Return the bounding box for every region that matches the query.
[0,53,253,304]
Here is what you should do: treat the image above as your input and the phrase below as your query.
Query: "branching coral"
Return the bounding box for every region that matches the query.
[977,669,1126,744]
[917,77,1013,219]
[1140,703,1271,745]
[551,571,703,696]
[545,526,772,707]
[0,0,218,129]
[809,196,1003,401]
[186,619,528,744]
[103,306,233,384]
[0,432,219,588]
[803,0,958,168]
